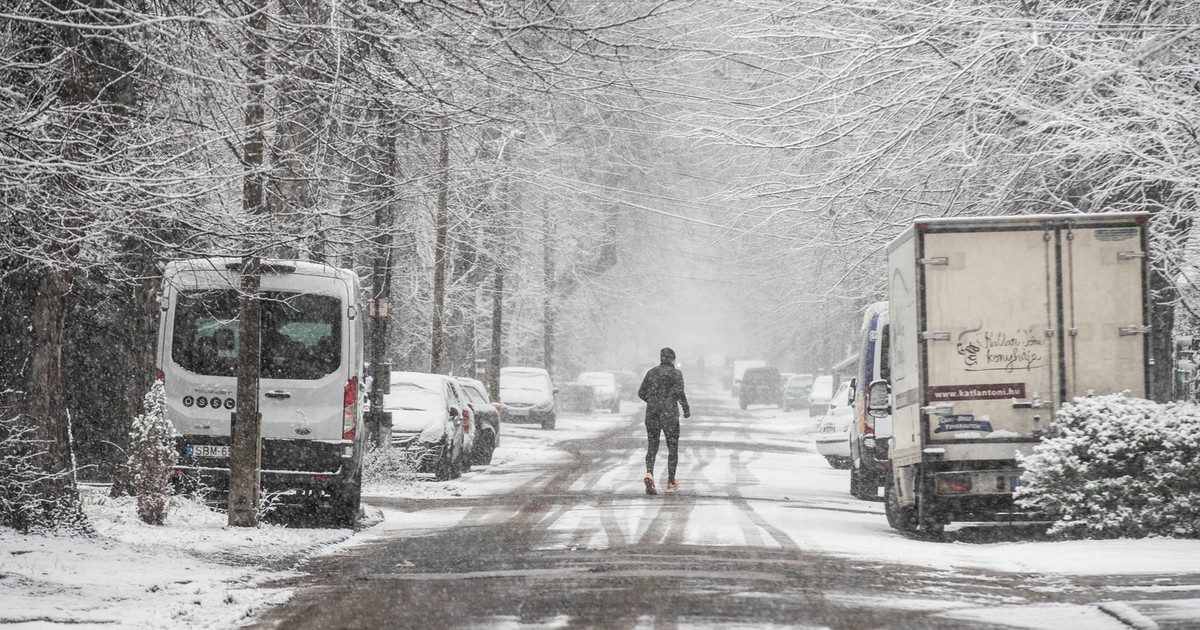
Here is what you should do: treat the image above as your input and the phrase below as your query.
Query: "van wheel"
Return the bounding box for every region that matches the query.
[541,413,556,430]
[333,468,362,528]
[885,472,918,533]
[850,462,874,500]
[739,400,748,410]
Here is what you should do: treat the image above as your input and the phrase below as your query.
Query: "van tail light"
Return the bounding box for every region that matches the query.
[155,368,165,384]
[492,402,503,413]
[342,376,358,441]
[461,408,471,433]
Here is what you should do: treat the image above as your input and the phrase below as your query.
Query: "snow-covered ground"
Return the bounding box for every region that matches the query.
[0,489,356,627]
[6,393,1199,628]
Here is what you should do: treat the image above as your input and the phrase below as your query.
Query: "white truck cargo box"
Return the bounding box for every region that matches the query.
[880,213,1151,534]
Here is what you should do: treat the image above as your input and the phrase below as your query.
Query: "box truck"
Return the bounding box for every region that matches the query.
[869,213,1151,535]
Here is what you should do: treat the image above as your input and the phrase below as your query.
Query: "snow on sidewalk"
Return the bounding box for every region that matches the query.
[0,488,354,628]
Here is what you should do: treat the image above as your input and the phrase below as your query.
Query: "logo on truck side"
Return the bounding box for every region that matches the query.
[928,383,1026,401]
[956,327,1045,373]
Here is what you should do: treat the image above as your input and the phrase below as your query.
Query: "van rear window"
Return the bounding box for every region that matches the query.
[172,290,342,380]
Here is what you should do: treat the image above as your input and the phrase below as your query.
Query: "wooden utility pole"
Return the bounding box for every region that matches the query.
[367,126,397,447]
[430,120,450,373]
[542,203,555,374]
[229,0,268,528]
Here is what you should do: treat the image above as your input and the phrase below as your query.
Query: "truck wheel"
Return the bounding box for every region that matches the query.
[884,473,918,533]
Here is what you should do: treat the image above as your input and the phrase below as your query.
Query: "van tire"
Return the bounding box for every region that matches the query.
[739,400,748,410]
[541,413,556,430]
[850,461,874,500]
[333,468,362,528]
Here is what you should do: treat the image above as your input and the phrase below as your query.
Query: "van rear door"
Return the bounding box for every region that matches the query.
[921,229,1058,442]
[256,272,351,441]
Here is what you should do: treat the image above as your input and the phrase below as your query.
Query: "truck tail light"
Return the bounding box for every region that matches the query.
[343,376,358,441]
[936,474,972,495]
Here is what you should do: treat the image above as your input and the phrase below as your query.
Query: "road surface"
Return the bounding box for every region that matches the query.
[256,391,1200,629]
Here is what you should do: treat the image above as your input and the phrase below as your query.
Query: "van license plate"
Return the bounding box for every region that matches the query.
[188,444,229,458]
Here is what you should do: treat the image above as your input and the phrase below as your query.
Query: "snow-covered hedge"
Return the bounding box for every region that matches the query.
[128,380,175,525]
[1017,394,1200,538]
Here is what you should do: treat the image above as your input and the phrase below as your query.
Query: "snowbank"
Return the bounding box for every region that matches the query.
[0,487,353,627]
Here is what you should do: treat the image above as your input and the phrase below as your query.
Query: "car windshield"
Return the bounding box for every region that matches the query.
[384,379,444,412]
[172,289,341,380]
[501,372,550,393]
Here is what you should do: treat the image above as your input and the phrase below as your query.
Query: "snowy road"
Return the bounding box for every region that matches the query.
[256,391,1200,629]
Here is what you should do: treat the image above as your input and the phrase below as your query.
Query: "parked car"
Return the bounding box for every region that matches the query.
[500,367,557,429]
[579,371,620,412]
[385,371,471,480]
[730,359,767,398]
[783,374,814,411]
[739,366,784,409]
[608,370,639,400]
[814,381,854,469]
[455,377,501,466]
[808,375,835,416]
[159,258,365,527]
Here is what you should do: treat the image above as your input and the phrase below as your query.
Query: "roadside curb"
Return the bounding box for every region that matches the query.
[1098,602,1159,630]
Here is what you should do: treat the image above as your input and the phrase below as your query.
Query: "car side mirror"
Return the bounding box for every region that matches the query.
[448,407,459,419]
[867,380,891,418]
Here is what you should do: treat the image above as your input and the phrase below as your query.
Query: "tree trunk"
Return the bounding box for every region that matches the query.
[430,122,451,373]
[24,268,81,526]
[229,0,268,528]
[1149,212,1192,402]
[543,204,555,374]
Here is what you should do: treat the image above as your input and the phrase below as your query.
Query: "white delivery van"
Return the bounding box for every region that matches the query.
[849,303,890,501]
[870,213,1151,535]
[157,258,365,525]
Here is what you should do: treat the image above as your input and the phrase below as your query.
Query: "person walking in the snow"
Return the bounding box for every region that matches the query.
[638,347,690,495]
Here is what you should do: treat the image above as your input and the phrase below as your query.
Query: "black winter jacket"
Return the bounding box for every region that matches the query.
[638,363,690,423]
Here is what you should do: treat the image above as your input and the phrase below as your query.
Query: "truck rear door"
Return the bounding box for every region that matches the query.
[1061,225,1148,399]
[921,229,1058,442]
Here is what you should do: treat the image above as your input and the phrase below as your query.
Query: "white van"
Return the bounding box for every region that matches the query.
[156,258,365,525]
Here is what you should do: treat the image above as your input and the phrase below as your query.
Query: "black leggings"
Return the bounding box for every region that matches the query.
[645,419,680,481]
